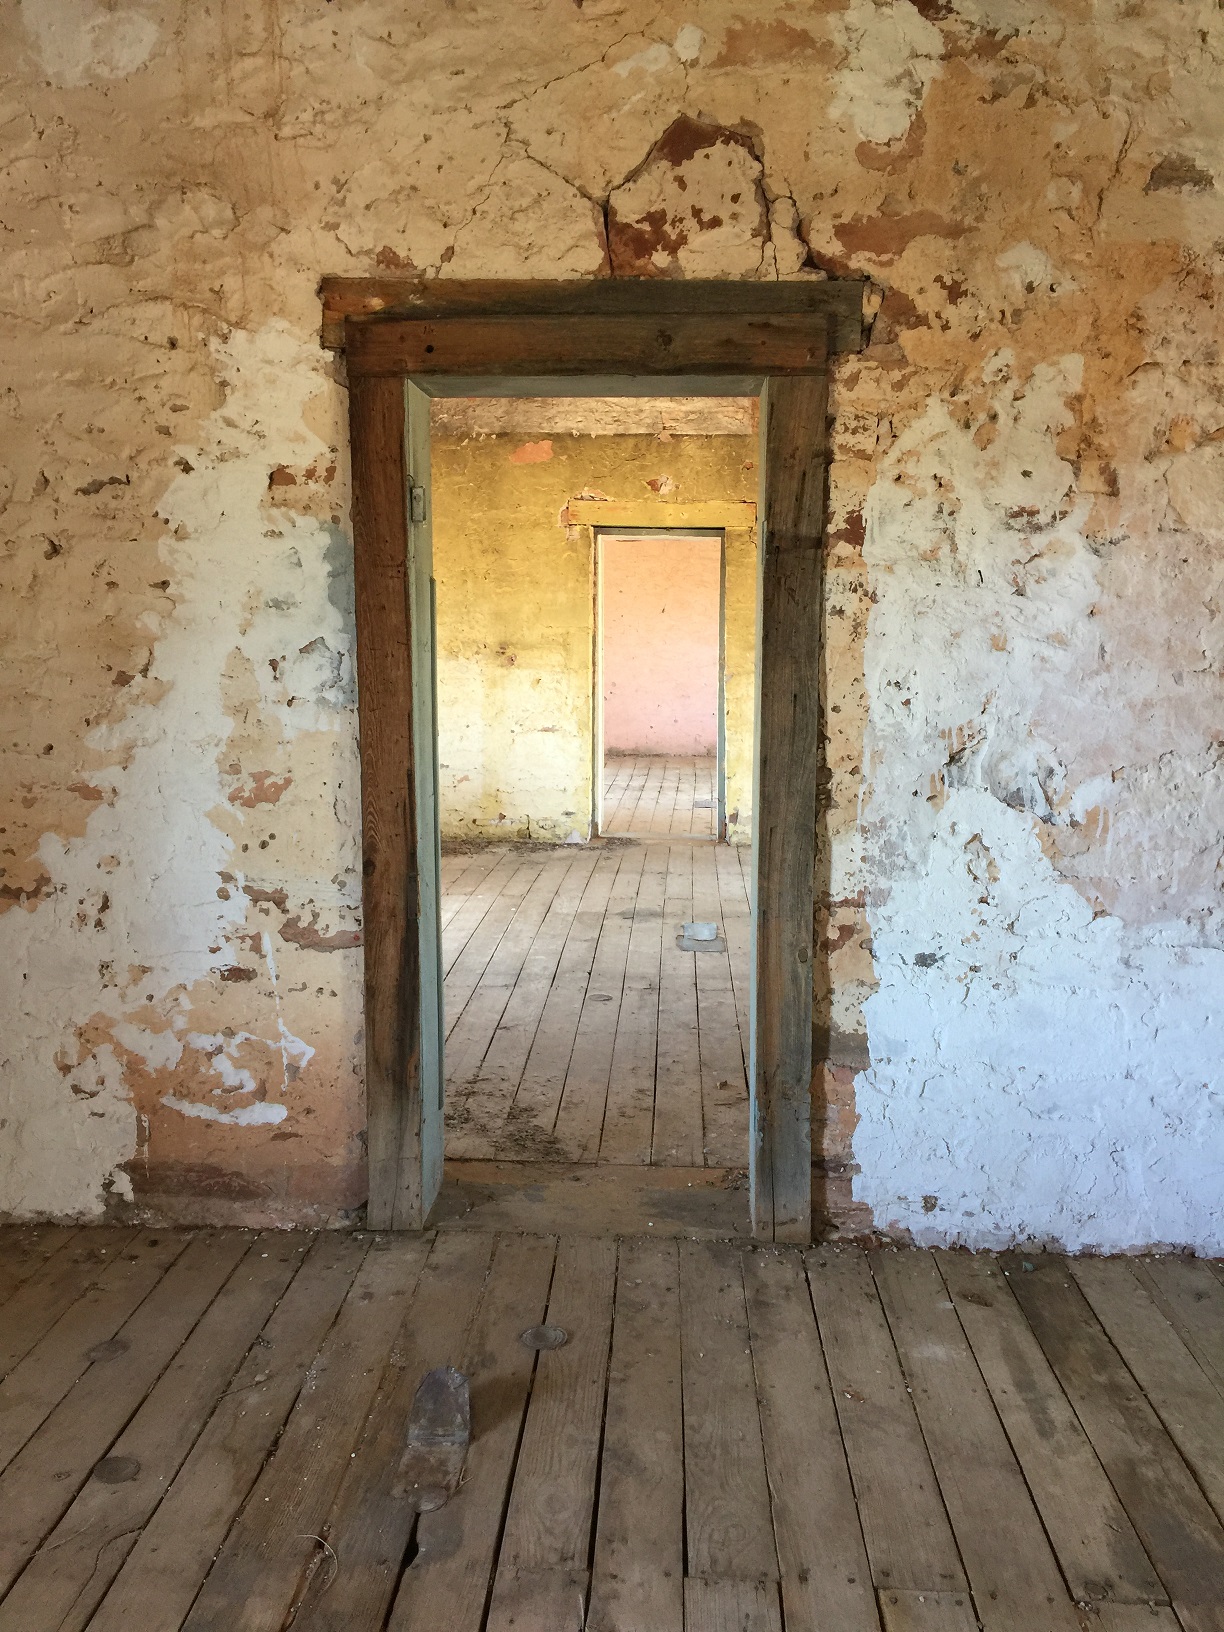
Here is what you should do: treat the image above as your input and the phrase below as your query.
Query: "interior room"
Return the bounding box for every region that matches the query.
[2,3,1222,1629]
[428,397,756,1194]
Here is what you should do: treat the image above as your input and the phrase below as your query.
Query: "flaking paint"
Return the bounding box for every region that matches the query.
[1,0,1220,1247]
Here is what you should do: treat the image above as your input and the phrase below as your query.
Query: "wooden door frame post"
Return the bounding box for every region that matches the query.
[330,277,864,1241]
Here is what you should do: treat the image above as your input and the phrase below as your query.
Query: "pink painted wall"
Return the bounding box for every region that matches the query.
[601,534,721,755]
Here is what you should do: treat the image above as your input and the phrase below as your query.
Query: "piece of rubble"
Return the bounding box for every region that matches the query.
[393,1365,470,1511]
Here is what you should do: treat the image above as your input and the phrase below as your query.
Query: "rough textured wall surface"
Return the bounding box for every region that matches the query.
[431,429,755,841]
[1,0,1221,1247]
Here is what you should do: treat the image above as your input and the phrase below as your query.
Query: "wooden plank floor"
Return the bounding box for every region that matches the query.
[444,838,750,1168]
[602,754,717,838]
[2,1228,1221,1632]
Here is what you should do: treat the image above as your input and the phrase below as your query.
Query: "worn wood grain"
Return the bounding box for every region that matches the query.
[320,276,865,353]
[1003,1252,1224,1631]
[937,1250,1164,1605]
[684,1576,784,1632]
[485,1567,589,1631]
[291,1232,493,1632]
[1131,1257,1224,1400]
[652,844,703,1165]
[350,373,423,1230]
[744,1247,880,1632]
[347,312,828,378]
[502,850,624,1154]
[0,1229,187,1473]
[599,845,667,1163]
[88,1232,369,1632]
[387,1234,556,1632]
[442,851,525,969]
[447,853,600,1159]
[806,1248,965,1596]
[680,1240,778,1583]
[0,1226,79,1315]
[753,372,828,1241]
[0,1230,249,1597]
[0,1232,309,1632]
[588,1238,684,1632]
[716,841,753,1045]
[1075,1609,1183,1632]
[692,841,750,1166]
[877,1589,980,1631]
[444,857,545,1032]
[0,1225,135,1377]
[1071,1256,1224,1528]
[492,1237,617,1581]
[553,846,646,1160]
[871,1249,1081,1632]
[181,1235,429,1632]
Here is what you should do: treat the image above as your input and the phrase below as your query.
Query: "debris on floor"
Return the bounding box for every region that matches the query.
[520,1322,568,1350]
[394,1364,471,1511]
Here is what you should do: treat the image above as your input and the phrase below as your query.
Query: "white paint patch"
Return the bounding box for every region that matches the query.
[853,357,1224,1253]
[613,42,673,77]
[1166,441,1224,539]
[110,1022,184,1073]
[162,1094,288,1127]
[996,241,1077,298]
[20,0,160,88]
[828,0,943,145]
[674,24,704,63]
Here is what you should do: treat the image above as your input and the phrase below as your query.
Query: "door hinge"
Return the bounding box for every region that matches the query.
[410,485,427,524]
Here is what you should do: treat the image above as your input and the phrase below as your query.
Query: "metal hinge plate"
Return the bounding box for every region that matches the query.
[410,485,427,524]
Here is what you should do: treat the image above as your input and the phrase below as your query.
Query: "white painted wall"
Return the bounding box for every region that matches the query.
[850,358,1224,1253]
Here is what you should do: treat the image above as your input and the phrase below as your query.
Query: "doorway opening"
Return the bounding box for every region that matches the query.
[334,273,857,1240]
[429,398,757,1231]
[598,529,725,842]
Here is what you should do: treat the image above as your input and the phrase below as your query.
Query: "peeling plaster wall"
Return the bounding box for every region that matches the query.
[431,429,755,842]
[2,0,1221,1247]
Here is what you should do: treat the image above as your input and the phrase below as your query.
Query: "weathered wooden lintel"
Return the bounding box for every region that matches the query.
[320,276,866,356]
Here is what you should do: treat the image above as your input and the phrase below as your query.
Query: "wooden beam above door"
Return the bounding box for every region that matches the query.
[344,313,828,379]
[319,276,865,354]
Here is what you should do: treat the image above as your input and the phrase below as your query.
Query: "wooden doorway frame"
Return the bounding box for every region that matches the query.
[324,277,865,1242]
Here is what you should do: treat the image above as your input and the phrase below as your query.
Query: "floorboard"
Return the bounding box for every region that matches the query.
[0,1235,1217,1632]
[181,1236,429,1632]
[1004,1252,1224,1631]
[588,1238,685,1632]
[935,1250,1164,1606]
[680,1240,778,1584]
[445,838,750,1171]
[486,1237,616,1627]
[602,754,717,838]
[0,1230,250,1599]
[0,1225,137,1378]
[0,1231,309,1632]
[807,1247,966,1599]
[743,1247,880,1632]
[0,1229,188,1475]
[0,1225,79,1315]
[388,1235,556,1632]
[292,1232,493,1632]
[86,1231,369,1632]
[870,1249,1083,1632]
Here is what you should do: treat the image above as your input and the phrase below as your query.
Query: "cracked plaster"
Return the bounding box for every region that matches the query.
[1,0,1221,1247]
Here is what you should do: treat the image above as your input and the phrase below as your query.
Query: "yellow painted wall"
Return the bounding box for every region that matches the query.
[431,429,758,843]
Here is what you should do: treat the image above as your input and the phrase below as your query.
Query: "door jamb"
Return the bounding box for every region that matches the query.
[336,278,863,1243]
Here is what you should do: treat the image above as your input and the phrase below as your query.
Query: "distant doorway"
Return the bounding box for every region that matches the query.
[597,530,724,841]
